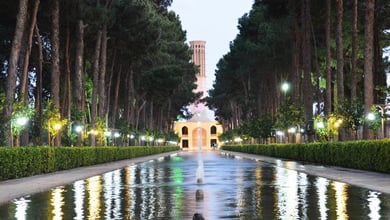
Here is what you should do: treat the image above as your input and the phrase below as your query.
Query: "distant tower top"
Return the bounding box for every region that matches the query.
[189,41,206,102]
[189,41,206,78]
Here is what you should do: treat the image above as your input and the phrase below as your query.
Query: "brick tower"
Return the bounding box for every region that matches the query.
[189,40,207,113]
[174,40,223,151]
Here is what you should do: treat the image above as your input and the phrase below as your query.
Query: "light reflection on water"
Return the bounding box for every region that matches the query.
[0,151,389,219]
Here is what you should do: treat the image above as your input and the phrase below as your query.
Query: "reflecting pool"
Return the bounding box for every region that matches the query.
[0,151,389,219]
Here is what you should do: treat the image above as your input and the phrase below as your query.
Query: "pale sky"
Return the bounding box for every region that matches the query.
[169,0,254,91]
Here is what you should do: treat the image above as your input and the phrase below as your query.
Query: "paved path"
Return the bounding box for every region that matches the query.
[1,150,389,205]
[0,151,179,205]
[222,151,390,195]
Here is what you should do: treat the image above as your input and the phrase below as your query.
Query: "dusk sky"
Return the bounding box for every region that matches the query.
[169,0,254,91]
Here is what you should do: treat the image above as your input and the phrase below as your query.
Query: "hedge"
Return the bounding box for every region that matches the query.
[221,140,390,173]
[0,146,179,181]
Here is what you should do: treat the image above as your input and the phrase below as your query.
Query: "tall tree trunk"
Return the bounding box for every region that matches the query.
[336,0,346,141]
[98,25,107,119]
[302,0,314,141]
[136,100,146,131]
[106,49,116,125]
[128,68,136,126]
[34,24,43,146]
[373,20,385,104]
[149,101,154,129]
[351,0,358,99]
[124,67,131,124]
[292,5,301,104]
[325,0,332,115]
[336,0,344,105]
[90,30,102,146]
[61,2,71,122]
[20,0,39,102]
[363,0,375,139]
[111,64,122,127]
[51,0,61,146]
[166,98,172,132]
[74,19,85,137]
[3,0,29,146]
[19,0,40,146]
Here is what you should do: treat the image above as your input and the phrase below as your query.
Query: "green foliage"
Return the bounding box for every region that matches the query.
[313,115,328,141]
[0,146,179,180]
[364,105,383,137]
[11,101,35,137]
[338,98,364,135]
[43,100,67,145]
[241,113,274,140]
[219,129,239,144]
[274,102,304,131]
[222,139,390,173]
[206,0,389,136]
[314,114,344,142]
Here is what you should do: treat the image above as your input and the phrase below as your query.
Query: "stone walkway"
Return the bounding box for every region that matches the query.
[0,150,389,205]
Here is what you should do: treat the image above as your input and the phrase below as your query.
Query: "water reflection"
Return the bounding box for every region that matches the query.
[316,177,330,220]
[14,198,29,220]
[50,186,65,220]
[74,180,85,220]
[0,152,389,220]
[333,181,349,220]
[368,191,381,220]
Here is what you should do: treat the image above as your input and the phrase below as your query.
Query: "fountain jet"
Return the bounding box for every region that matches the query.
[196,126,204,184]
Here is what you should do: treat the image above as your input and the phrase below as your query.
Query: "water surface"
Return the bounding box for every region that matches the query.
[0,151,389,219]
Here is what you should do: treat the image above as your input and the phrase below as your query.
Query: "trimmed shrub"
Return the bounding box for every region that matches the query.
[0,146,179,181]
[221,140,390,173]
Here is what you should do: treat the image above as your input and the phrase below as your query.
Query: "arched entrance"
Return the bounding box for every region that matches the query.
[191,127,206,148]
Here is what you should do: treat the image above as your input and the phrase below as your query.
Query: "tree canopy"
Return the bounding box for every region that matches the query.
[207,0,390,142]
[0,0,197,146]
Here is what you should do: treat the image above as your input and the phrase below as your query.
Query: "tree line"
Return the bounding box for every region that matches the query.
[0,0,199,146]
[207,0,390,142]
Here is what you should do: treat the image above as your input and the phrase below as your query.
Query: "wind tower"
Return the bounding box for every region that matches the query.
[174,40,223,151]
[189,40,207,113]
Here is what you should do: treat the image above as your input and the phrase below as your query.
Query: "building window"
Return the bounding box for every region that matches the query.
[182,126,188,135]
[210,126,217,135]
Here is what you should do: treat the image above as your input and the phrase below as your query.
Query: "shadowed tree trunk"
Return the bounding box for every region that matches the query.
[34,24,43,146]
[301,0,314,141]
[336,0,344,105]
[111,64,122,127]
[336,0,345,141]
[20,0,39,102]
[325,0,332,115]
[292,3,301,104]
[74,19,85,145]
[98,25,108,119]
[351,0,358,99]
[19,0,40,146]
[61,1,71,123]
[51,0,61,146]
[3,0,29,146]
[363,0,375,139]
[90,30,102,146]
